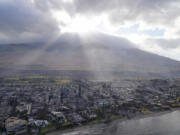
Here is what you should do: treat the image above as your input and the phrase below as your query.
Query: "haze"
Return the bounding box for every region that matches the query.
[0,0,180,61]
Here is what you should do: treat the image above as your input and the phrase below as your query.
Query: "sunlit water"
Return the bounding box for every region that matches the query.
[49,110,180,135]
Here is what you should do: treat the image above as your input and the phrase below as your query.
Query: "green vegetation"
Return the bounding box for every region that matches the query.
[0,123,4,131]
[0,76,70,86]
[60,122,74,130]
[41,124,55,133]
[176,97,180,102]
[36,133,46,135]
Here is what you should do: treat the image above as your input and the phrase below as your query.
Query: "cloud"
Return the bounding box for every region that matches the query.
[1,0,180,43]
[140,37,180,61]
[150,38,180,49]
[0,0,180,60]
[0,0,59,43]
[73,0,180,26]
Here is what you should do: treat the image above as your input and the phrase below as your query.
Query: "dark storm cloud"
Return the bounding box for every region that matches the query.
[0,0,59,43]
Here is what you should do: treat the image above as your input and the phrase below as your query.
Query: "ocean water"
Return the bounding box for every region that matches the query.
[49,110,180,135]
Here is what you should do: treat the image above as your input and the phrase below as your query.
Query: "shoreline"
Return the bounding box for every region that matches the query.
[46,108,180,135]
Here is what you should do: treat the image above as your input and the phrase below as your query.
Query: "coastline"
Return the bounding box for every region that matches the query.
[46,108,180,135]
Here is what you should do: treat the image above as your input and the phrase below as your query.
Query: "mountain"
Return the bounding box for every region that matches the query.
[0,32,180,79]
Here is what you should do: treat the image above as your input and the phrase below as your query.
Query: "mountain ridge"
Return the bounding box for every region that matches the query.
[0,32,180,78]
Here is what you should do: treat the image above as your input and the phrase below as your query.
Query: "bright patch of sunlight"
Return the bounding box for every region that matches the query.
[51,10,100,34]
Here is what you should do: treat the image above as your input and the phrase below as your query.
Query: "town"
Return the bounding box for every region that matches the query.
[0,76,180,135]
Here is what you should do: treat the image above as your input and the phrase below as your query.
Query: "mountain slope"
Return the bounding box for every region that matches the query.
[0,32,180,78]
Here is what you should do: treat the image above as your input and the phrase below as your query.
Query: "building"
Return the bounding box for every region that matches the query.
[50,111,67,123]
[34,120,49,128]
[5,117,27,135]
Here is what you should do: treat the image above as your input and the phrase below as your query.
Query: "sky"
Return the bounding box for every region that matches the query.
[0,0,180,61]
